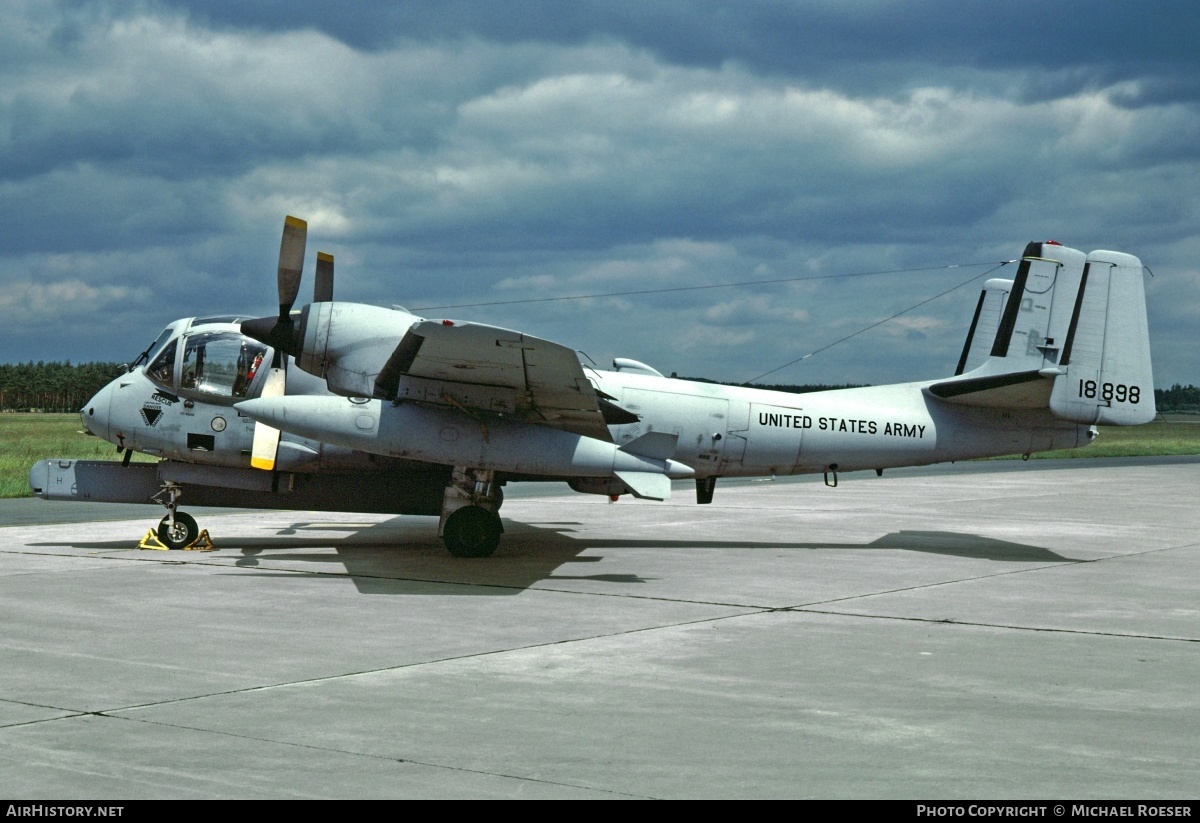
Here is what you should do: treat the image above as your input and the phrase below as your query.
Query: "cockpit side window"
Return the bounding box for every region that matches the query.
[147,339,178,386]
[180,333,268,399]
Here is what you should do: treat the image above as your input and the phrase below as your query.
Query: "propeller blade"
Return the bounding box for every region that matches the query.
[313,251,334,302]
[277,215,307,320]
[249,367,286,470]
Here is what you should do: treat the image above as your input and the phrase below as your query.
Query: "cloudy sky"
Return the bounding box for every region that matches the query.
[3,0,1198,388]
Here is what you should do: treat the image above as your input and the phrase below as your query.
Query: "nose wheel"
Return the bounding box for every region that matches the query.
[157,511,199,550]
[142,482,213,550]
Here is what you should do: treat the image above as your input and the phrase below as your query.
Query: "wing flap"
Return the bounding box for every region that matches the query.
[374,320,613,441]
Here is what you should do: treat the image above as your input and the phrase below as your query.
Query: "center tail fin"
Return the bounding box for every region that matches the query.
[929,241,1155,425]
[955,276,1015,376]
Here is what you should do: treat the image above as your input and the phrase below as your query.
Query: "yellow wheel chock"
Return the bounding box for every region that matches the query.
[187,530,216,551]
[136,529,216,551]
[137,530,170,550]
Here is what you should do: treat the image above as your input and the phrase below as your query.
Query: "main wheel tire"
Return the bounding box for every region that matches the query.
[442,506,502,558]
[157,511,199,550]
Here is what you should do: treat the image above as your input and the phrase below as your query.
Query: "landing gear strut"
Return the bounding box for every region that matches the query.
[439,467,503,558]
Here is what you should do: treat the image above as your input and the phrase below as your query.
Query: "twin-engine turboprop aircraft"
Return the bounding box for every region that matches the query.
[32,217,1155,556]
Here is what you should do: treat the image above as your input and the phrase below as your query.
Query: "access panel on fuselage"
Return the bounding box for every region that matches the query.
[734,402,806,473]
[618,388,728,471]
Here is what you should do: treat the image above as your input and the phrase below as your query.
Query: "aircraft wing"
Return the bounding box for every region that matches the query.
[373,319,614,441]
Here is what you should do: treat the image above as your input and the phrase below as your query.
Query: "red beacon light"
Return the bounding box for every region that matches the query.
[442,319,454,326]
[1044,240,1062,246]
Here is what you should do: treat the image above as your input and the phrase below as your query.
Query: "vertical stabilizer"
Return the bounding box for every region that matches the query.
[978,241,1090,376]
[932,241,1153,422]
[1048,251,1155,425]
[955,277,1014,375]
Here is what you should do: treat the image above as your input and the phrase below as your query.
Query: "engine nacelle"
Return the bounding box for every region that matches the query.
[246,302,420,398]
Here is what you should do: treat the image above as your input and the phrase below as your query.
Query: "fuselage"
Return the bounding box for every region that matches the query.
[589,370,1091,477]
[81,314,1093,495]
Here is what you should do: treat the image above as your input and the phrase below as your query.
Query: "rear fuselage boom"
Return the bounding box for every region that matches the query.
[591,371,1090,477]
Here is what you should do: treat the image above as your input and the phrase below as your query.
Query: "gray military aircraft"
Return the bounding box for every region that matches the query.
[32,217,1155,557]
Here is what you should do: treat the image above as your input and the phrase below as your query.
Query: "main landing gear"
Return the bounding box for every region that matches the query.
[439,467,504,558]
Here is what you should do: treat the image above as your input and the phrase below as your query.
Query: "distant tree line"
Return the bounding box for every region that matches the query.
[0,362,127,412]
[3,361,1199,414]
[1156,384,1200,412]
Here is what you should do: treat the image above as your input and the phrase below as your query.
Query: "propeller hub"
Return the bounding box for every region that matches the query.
[241,313,305,357]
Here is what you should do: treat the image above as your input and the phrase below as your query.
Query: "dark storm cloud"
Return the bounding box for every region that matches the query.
[153,1,1200,86]
[2,0,1198,388]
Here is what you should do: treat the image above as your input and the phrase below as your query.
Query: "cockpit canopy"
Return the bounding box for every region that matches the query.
[141,317,272,404]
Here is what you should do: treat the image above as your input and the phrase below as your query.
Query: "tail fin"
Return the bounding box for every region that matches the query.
[987,241,1091,374]
[1047,250,1155,425]
[930,241,1155,425]
[955,277,1014,375]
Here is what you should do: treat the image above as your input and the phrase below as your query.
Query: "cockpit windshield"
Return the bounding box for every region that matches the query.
[147,339,178,385]
[180,332,267,399]
[131,327,175,370]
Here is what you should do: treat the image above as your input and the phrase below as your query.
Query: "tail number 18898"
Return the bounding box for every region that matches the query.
[1079,380,1140,404]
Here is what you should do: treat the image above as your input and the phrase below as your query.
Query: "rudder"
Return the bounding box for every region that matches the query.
[1048,250,1155,425]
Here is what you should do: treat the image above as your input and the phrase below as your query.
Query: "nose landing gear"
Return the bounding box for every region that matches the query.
[156,511,199,550]
[137,482,214,551]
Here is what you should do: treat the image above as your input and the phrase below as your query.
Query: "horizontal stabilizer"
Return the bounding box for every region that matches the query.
[618,430,678,460]
[927,370,1053,409]
[614,470,672,501]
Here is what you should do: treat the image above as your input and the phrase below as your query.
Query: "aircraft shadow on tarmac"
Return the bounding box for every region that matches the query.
[33,516,1074,596]
[512,526,1072,561]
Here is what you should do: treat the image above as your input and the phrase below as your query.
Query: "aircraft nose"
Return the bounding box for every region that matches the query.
[81,379,116,443]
